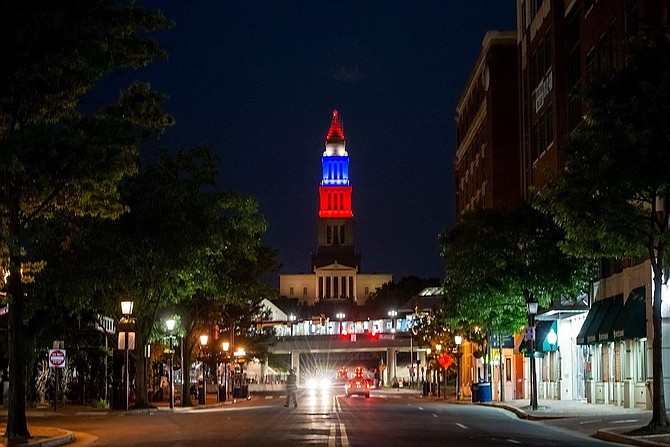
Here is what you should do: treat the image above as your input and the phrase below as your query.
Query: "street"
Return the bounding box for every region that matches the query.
[8,390,627,447]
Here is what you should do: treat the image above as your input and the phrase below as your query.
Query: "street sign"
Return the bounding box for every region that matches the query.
[524,327,535,341]
[49,348,66,368]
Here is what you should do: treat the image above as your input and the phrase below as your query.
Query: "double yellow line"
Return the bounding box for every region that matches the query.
[329,396,349,447]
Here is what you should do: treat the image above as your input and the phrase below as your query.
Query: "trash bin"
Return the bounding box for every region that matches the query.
[477,381,492,402]
[198,380,205,404]
[422,382,430,396]
[218,385,226,402]
[471,383,479,402]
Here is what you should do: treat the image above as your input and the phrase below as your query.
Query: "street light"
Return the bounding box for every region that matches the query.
[289,314,297,336]
[454,335,463,400]
[222,341,230,402]
[165,318,176,409]
[527,301,539,410]
[120,300,135,411]
[336,312,345,334]
[199,334,209,405]
[388,310,397,333]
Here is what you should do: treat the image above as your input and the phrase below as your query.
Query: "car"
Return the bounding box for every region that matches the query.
[306,375,332,393]
[344,376,370,398]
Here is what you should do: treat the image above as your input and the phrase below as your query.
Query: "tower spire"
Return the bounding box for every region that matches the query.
[326,109,345,144]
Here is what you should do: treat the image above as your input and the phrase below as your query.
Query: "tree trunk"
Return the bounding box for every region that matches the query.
[649,256,670,428]
[134,331,148,408]
[4,190,30,441]
[181,334,195,407]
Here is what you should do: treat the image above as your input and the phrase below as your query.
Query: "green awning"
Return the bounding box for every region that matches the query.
[596,294,624,343]
[577,299,603,345]
[585,297,615,344]
[612,286,647,340]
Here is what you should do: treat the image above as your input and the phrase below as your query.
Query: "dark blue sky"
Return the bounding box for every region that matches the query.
[135,1,516,281]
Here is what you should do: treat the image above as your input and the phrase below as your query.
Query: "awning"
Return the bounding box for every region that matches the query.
[585,296,615,344]
[612,286,647,340]
[577,299,603,345]
[576,296,620,345]
[595,294,624,343]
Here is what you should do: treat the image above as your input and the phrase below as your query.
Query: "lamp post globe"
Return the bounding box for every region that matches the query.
[165,318,176,409]
[198,335,209,405]
[120,300,134,411]
[526,301,539,410]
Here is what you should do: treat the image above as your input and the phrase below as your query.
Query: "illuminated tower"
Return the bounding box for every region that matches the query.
[279,110,391,307]
[312,110,361,292]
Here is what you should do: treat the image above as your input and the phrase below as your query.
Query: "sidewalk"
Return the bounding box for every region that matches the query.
[417,391,670,447]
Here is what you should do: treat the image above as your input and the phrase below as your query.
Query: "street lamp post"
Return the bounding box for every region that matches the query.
[165,318,176,409]
[435,344,442,398]
[199,334,209,405]
[454,335,463,400]
[222,342,230,402]
[120,300,134,411]
[527,301,539,410]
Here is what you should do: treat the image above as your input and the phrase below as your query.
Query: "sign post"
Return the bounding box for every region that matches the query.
[49,347,66,411]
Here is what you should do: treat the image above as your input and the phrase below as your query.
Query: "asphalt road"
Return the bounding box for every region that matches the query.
[18,390,625,447]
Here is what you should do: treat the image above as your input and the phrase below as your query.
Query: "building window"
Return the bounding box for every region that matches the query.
[340,225,345,244]
[303,287,308,296]
[601,344,610,382]
[327,226,332,244]
[289,287,294,296]
[364,286,370,295]
[637,339,648,381]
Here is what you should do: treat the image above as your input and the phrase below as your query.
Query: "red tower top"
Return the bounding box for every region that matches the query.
[326,110,345,143]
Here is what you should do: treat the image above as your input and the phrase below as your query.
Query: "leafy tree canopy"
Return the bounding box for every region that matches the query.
[439,206,594,335]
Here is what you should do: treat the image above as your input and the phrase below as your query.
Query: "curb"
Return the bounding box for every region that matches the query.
[596,428,669,447]
[35,431,76,447]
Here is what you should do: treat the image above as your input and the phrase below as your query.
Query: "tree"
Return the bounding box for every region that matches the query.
[0,1,172,440]
[87,146,277,409]
[537,33,670,432]
[438,206,593,344]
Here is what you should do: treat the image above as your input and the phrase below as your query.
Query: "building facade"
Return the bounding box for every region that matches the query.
[455,31,521,216]
[279,110,391,307]
[515,0,669,408]
[454,31,522,400]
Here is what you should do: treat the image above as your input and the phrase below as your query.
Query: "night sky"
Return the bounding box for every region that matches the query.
[132,1,517,283]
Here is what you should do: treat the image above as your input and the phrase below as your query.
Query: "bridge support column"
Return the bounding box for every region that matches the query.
[387,348,397,387]
[290,351,300,379]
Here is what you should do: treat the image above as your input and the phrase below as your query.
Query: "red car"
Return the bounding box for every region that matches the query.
[345,376,370,398]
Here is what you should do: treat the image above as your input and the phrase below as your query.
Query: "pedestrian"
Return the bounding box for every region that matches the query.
[284,368,298,408]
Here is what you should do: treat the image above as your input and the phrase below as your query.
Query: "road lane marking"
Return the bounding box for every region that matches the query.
[328,424,337,447]
[579,420,603,425]
[340,423,350,447]
[506,439,522,444]
[432,413,438,418]
[612,419,641,424]
[455,423,468,430]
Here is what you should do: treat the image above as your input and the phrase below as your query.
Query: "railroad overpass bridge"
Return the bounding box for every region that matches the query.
[266,333,427,385]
